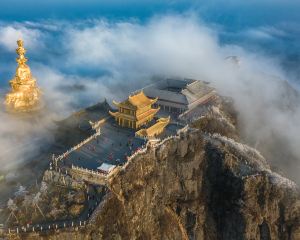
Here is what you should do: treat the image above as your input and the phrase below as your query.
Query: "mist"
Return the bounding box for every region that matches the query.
[0,14,299,185]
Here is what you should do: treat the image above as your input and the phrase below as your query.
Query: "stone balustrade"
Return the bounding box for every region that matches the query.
[53,130,101,163]
[89,118,107,131]
[0,219,88,237]
[120,131,184,172]
[71,165,106,177]
[70,165,107,186]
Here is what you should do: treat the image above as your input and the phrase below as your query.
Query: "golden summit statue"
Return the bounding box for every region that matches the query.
[5,39,42,112]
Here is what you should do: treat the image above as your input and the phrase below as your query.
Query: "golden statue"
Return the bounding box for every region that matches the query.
[5,39,42,112]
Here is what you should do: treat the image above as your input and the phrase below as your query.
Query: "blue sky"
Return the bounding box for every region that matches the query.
[0,0,299,23]
[0,0,299,92]
[0,0,299,69]
[0,0,298,107]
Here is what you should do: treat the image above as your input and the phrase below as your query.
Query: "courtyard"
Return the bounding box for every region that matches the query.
[64,118,147,170]
[62,117,182,171]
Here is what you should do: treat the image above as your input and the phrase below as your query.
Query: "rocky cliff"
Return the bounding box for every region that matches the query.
[21,100,300,240]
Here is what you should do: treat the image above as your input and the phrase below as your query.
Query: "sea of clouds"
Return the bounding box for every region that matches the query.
[0,14,299,183]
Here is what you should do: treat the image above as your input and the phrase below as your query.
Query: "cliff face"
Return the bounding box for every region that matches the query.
[98,129,299,240]
[23,101,300,240]
[96,100,299,240]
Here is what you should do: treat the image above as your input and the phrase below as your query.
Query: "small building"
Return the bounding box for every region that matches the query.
[143,78,216,114]
[97,163,116,174]
[109,91,160,129]
[136,116,170,138]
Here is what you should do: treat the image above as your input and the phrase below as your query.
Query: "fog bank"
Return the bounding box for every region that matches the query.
[0,15,299,183]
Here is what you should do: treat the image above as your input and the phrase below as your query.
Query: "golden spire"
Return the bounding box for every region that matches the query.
[16,39,28,66]
[5,39,42,112]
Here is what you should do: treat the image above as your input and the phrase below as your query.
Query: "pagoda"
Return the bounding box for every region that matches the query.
[5,39,42,112]
[109,91,160,129]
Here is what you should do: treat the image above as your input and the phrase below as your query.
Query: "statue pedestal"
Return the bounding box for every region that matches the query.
[5,101,45,114]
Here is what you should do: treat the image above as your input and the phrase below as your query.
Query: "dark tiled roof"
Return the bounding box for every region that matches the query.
[143,78,214,107]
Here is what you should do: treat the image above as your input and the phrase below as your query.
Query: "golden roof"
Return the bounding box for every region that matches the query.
[113,91,158,110]
[136,116,170,137]
[128,91,157,107]
[136,108,160,120]
[109,107,160,121]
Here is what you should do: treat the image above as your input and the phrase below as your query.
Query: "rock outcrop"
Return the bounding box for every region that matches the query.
[20,100,300,240]
[97,129,299,240]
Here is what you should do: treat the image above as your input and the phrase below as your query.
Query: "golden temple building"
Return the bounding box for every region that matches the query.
[109,91,160,129]
[5,39,42,112]
[136,116,170,138]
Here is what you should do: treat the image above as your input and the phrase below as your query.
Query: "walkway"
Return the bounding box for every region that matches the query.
[0,186,107,237]
[64,120,146,170]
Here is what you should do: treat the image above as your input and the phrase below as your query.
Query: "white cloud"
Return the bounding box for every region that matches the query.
[0,15,299,183]
[243,26,287,40]
[62,15,300,183]
[0,25,42,51]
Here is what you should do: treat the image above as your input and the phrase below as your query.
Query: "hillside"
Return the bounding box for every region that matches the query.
[18,97,300,240]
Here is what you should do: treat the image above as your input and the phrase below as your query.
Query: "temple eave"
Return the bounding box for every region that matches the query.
[150,97,158,104]
[136,107,160,121]
[112,100,121,107]
[109,110,119,117]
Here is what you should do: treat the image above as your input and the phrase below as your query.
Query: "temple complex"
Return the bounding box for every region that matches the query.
[5,39,42,112]
[109,91,160,129]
